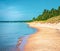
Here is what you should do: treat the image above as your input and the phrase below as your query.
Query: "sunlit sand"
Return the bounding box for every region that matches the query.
[24,22,60,51]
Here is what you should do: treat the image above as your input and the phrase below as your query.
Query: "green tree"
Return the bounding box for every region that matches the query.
[32,17,36,21]
[58,6,60,15]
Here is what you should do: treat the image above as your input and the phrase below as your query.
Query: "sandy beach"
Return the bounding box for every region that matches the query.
[23,22,60,51]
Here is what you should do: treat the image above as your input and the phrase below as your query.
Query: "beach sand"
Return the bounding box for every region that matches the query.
[24,22,60,51]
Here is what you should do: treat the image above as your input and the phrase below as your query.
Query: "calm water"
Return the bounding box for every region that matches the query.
[0,23,36,51]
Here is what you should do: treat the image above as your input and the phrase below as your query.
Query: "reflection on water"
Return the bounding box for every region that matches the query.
[0,23,36,51]
[0,46,17,51]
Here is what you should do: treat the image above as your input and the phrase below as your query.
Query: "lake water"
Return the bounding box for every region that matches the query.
[0,23,36,51]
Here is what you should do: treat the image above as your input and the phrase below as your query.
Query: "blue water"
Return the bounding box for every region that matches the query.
[0,23,36,51]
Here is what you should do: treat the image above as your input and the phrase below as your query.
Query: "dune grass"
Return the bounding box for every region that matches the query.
[46,15,60,23]
[34,15,60,23]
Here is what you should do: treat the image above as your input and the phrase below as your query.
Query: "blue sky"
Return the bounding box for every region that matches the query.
[0,0,60,21]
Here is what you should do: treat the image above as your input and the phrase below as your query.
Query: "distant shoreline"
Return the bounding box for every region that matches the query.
[0,20,32,23]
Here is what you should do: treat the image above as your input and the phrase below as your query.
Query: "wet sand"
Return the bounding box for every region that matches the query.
[24,22,60,51]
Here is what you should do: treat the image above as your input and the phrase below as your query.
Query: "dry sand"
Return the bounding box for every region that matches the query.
[24,22,60,51]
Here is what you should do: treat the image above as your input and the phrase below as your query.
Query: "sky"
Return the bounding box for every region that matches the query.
[0,0,60,21]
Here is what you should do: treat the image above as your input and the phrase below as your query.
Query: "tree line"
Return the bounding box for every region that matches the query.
[33,6,60,21]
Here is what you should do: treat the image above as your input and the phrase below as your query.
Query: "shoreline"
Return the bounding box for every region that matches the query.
[17,22,60,51]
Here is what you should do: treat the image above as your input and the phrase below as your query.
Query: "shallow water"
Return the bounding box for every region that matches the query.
[0,22,36,51]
